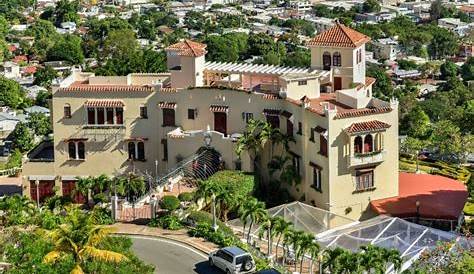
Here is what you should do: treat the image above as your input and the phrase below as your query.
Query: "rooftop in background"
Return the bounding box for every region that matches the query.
[165,39,207,57]
[370,172,468,220]
[307,22,371,48]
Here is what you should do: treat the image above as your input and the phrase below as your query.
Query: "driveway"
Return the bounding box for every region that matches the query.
[130,235,221,274]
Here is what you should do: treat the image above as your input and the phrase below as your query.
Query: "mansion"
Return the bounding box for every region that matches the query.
[22,23,399,220]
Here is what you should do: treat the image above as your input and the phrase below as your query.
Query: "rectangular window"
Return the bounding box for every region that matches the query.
[266,115,280,129]
[298,80,307,86]
[64,105,71,119]
[97,108,105,125]
[87,108,95,124]
[243,112,254,123]
[309,128,315,142]
[161,139,168,161]
[312,167,322,192]
[106,108,114,124]
[115,108,123,124]
[291,154,300,175]
[356,169,374,191]
[188,109,196,120]
[68,141,85,160]
[163,109,175,127]
[286,119,293,137]
[319,134,328,156]
[140,106,148,119]
[297,122,302,135]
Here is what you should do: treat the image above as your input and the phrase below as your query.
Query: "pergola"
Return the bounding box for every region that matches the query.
[203,61,316,91]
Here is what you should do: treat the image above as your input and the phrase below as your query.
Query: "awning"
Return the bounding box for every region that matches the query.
[125,137,148,142]
[84,100,124,107]
[263,109,280,116]
[159,102,177,109]
[209,105,229,113]
[64,137,88,142]
[28,175,56,181]
[345,120,391,134]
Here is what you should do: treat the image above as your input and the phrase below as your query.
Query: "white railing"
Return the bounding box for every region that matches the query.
[348,151,386,168]
[0,167,21,177]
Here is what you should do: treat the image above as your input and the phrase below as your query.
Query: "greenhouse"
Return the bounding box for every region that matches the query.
[228,202,471,272]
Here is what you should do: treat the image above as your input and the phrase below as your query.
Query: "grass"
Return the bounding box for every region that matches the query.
[399,156,471,183]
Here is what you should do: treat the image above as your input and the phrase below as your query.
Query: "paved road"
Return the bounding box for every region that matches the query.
[131,236,221,274]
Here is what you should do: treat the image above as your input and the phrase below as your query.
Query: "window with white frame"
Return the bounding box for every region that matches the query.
[127,141,145,161]
[68,141,85,160]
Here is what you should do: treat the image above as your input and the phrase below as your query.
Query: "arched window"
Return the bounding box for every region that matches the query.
[364,135,373,153]
[68,142,76,159]
[77,142,85,159]
[128,142,136,160]
[354,136,363,154]
[333,52,341,67]
[137,142,145,160]
[323,52,331,70]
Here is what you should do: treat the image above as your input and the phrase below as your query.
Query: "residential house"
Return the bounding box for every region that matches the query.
[372,38,399,61]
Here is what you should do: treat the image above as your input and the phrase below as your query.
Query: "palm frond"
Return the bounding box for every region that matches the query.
[43,251,62,264]
[81,246,129,263]
[70,263,84,274]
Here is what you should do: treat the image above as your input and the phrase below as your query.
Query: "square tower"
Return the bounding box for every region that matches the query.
[307,23,370,91]
[165,40,207,89]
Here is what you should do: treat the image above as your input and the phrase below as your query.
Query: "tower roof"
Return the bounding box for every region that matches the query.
[307,23,370,48]
[165,39,207,57]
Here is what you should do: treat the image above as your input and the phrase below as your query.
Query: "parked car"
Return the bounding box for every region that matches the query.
[208,246,256,274]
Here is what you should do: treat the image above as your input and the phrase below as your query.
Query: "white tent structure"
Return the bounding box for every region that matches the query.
[316,215,471,272]
[228,202,471,273]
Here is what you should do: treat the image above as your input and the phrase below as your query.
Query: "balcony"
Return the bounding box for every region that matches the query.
[348,150,385,168]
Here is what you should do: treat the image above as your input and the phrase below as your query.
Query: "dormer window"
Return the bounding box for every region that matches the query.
[333,52,341,67]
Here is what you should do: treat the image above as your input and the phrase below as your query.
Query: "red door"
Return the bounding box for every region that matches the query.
[62,181,86,204]
[214,112,227,136]
[334,77,342,91]
[30,181,55,204]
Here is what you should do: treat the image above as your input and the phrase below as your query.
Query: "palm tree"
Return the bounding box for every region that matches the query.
[359,245,402,273]
[257,216,279,257]
[239,198,267,243]
[75,176,95,205]
[43,207,128,274]
[116,173,146,219]
[306,241,320,274]
[289,230,305,272]
[273,217,292,263]
[298,233,318,274]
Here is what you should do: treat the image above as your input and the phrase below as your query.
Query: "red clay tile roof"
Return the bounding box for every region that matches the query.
[12,55,27,63]
[165,40,207,57]
[345,120,391,134]
[22,66,37,74]
[84,100,124,108]
[8,45,17,52]
[370,173,468,220]
[61,82,154,92]
[307,23,371,48]
[209,105,229,112]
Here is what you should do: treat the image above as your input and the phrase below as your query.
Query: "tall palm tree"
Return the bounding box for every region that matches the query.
[116,173,146,218]
[298,233,318,274]
[75,176,95,205]
[289,230,305,272]
[43,207,128,274]
[273,217,292,263]
[239,198,267,243]
[306,241,320,274]
[257,216,279,257]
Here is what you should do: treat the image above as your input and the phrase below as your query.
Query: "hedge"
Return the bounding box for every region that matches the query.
[160,195,180,211]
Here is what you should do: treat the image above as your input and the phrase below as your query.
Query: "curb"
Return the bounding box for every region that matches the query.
[113,232,213,255]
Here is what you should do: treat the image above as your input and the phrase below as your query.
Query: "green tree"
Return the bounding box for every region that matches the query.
[403,106,431,138]
[28,112,52,136]
[33,66,58,89]
[116,173,146,207]
[239,197,267,243]
[47,35,84,64]
[430,0,443,21]
[11,122,34,152]
[367,64,394,99]
[430,120,462,159]
[159,195,180,212]
[461,57,474,81]
[0,76,26,108]
[43,207,128,274]
[26,19,58,40]
[35,90,52,107]
[184,11,207,30]
[362,0,381,13]
[0,15,9,38]
[0,194,38,226]
[282,49,311,68]
[440,61,458,79]
[428,28,458,60]
[53,0,80,26]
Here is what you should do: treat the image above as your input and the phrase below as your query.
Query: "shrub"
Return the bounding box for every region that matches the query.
[186,211,233,235]
[148,215,183,230]
[159,195,180,211]
[178,191,194,202]
[90,206,115,225]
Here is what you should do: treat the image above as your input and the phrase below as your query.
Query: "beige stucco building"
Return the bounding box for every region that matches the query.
[22,23,399,220]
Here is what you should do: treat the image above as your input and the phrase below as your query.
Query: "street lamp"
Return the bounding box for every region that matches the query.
[415,200,421,224]
[211,193,219,232]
